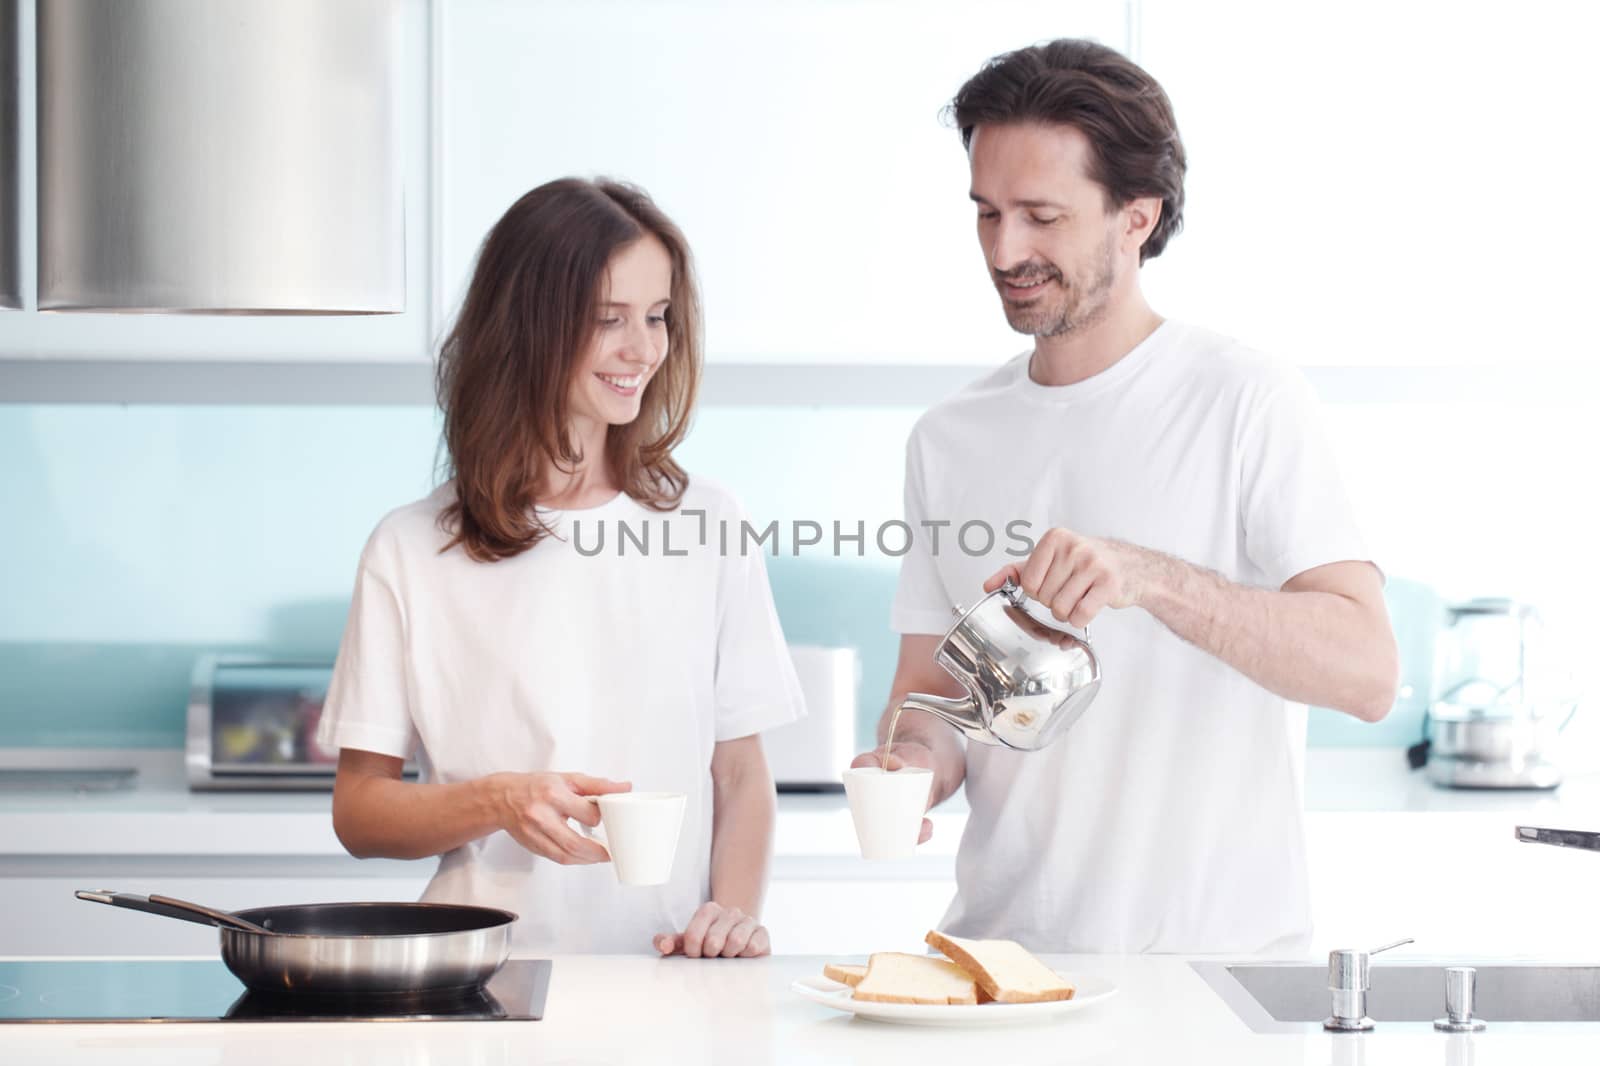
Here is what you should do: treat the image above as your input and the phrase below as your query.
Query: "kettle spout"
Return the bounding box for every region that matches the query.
[897,693,1001,746]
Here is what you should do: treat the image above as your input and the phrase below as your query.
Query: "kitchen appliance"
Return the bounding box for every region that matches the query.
[76,891,515,996]
[897,579,1101,752]
[37,0,402,313]
[191,647,848,792]
[186,655,417,790]
[1425,598,1575,789]
[0,958,550,1023]
[761,645,858,792]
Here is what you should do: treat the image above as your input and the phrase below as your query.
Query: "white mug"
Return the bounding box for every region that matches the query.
[842,766,933,860]
[585,792,687,886]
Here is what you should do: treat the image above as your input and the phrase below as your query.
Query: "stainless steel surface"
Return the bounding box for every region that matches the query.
[1430,712,1533,764]
[77,890,516,996]
[1427,750,1563,789]
[0,0,18,308]
[187,654,312,791]
[1194,961,1600,1033]
[37,0,403,313]
[187,654,417,791]
[1516,825,1600,851]
[1435,966,1487,1031]
[1323,937,1413,1031]
[897,578,1101,752]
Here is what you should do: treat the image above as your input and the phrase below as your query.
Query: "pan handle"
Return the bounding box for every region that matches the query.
[75,889,271,933]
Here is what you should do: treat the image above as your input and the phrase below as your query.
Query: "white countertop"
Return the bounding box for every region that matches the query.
[2,748,1598,867]
[1,952,1597,1065]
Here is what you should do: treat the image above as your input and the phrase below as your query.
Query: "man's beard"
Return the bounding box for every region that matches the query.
[998,233,1117,338]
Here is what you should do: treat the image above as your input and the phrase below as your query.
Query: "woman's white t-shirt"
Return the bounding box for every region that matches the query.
[318,476,805,954]
[892,320,1373,956]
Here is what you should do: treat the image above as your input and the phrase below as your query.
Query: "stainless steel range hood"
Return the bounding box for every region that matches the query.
[1,0,19,310]
[36,0,403,314]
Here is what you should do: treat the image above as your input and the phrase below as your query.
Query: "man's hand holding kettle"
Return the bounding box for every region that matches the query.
[986,528,1166,629]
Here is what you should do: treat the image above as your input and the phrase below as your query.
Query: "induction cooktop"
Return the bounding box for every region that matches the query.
[0,958,551,1023]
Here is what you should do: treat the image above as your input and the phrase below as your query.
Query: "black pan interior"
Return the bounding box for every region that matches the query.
[231,902,516,936]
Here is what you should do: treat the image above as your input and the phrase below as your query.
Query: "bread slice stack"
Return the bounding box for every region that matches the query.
[821,962,866,987]
[925,930,1075,1003]
[849,953,982,1005]
[820,929,1073,1006]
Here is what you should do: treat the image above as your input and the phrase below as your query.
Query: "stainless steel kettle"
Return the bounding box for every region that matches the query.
[897,579,1101,751]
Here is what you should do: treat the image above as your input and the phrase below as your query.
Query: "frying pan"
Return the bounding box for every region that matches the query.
[76,890,517,996]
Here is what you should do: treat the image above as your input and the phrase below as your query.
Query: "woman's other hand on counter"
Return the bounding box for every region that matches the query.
[654,901,770,958]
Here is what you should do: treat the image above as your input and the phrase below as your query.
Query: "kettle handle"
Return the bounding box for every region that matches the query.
[999,577,1092,643]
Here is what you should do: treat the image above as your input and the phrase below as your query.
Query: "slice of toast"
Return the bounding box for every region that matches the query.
[850,952,980,1005]
[822,962,866,987]
[925,930,1075,1004]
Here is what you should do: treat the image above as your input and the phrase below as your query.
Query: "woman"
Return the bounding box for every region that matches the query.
[318,178,804,958]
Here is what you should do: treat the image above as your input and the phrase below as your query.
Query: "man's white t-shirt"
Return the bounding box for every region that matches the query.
[892,320,1371,956]
[318,477,805,954]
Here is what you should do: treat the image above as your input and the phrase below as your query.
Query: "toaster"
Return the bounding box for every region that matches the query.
[766,645,860,793]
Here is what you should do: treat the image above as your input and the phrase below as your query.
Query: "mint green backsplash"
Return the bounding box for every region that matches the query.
[0,404,1427,750]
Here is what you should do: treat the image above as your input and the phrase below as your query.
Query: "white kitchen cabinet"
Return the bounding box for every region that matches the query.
[1136,0,1600,370]
[764,878,955,956]
[2,863,943,957]
[1,858,433,956]
[438,0,1130,366]
[0,0,435,364]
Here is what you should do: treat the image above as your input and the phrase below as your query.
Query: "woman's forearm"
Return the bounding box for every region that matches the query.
[708,754,776,917]
[332,771,506,860]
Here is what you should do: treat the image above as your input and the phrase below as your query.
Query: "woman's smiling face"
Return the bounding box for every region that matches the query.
[569,233,673,430]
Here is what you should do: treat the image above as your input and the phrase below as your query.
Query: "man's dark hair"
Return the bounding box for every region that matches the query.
[949,39,1186,262]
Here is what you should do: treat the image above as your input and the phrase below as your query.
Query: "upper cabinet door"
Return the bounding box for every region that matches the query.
[440,0,1130,366]
[1138,0,1600,369]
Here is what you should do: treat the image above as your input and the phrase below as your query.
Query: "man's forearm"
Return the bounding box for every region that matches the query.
[1135,548,1397,720]
[709,765,775,917]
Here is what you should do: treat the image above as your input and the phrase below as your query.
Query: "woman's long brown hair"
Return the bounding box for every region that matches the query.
[435,179,702,562]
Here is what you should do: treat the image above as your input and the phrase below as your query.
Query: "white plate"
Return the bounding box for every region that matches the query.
[791,971,1117,1027]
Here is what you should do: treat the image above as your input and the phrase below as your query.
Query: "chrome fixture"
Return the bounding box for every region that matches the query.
[1195,959,1600,1032]
[1434,966,1487,1032]
[36,0,403,313]
[1324,937,1413,1031]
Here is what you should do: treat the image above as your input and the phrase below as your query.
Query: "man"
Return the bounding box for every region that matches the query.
[852,39,1398,955]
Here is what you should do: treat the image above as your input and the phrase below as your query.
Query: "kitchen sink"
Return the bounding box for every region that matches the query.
[1192,961,1600,1033]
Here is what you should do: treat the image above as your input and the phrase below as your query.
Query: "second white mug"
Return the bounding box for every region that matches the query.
[588,791,687,886]
[842,766,933,860]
